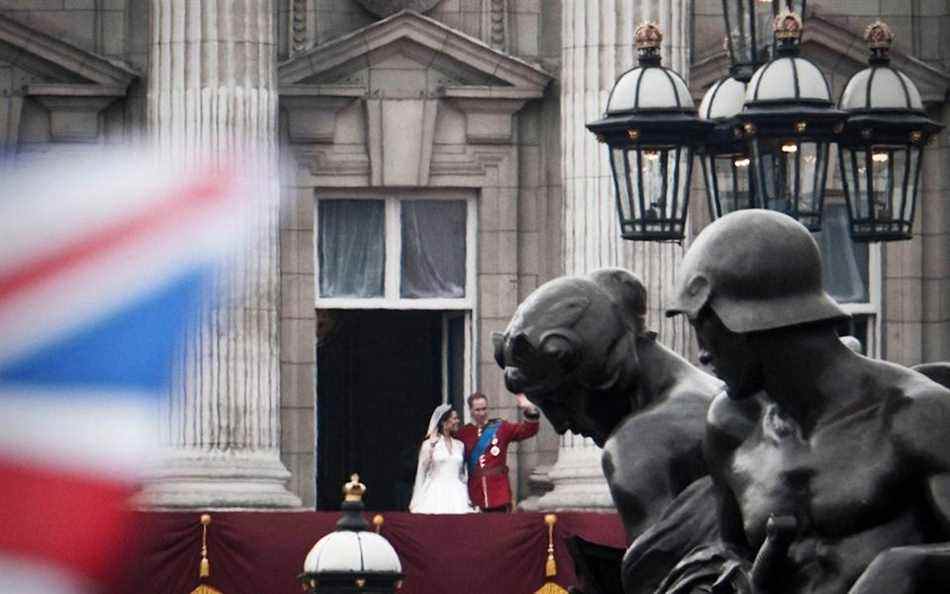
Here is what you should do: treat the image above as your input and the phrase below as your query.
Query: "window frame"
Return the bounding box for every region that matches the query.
[818,191,883,357]
[314,188,478,310]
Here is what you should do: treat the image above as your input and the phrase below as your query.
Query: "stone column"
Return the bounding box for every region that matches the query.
[537,0,692,511]
[137,0,300,508]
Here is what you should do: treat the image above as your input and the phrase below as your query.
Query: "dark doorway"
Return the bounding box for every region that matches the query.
[316,309,447,511]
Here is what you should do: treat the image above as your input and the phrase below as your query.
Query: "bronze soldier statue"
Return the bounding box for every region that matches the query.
[493,268,724,593]
[666,210,950,594]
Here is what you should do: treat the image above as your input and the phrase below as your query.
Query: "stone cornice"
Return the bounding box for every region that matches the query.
[690,14,950,105]
[277,9,551,96]
[0,13,137,91]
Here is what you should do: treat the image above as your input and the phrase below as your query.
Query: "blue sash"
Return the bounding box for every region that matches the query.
[467,421,499,475]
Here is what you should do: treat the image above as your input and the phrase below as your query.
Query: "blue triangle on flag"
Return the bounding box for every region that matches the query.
[0,268,210,394]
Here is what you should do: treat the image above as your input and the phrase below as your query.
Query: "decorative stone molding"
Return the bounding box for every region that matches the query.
[355,1,443,18]
[278,10,550,94]
[365,97,439,185]
[450,97,527,144]
[279,10,549,185]
[291,0,310,55]
[0,92,23,156]
[0,14,137,145]
[487,0,507,51]
[281,93,360,143]
[29,85,125,142]
[0,13,137,89]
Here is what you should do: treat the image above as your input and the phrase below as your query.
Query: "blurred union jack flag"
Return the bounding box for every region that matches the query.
[0,152,247,593]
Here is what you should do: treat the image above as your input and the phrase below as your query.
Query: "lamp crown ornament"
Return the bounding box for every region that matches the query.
[634,22,663,64]
[865,20,894,64]
[773,9,803,55]
[344,473,366,502]
[301,475,404,593]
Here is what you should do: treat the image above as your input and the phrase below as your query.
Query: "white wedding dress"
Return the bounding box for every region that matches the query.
[408,437,476,514]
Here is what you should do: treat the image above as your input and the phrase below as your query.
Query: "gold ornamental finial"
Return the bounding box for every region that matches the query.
[773,10,803,41]
[533,513,568,594]
[634,22,663,50]
[544,514,558,577]
[199,514,212,579]
[188,514,224,594]
[344,473,366,502]
[865,20,894,50]
[373,514,384,534]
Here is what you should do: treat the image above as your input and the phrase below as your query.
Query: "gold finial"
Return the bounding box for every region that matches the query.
[199,514,211,579]
[544,514,558,577]
[773,10,803,40]
[344,473,366,502]
[634,22,663,50]
[865,20,894,50]
[534,514,569,594]
[373,514,384,534]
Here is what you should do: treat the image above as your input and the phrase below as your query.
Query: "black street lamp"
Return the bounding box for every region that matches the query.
[593,4,940,243]
[300,475,404,593]
[698,76,756,219]
[586,23,709,241]
[739,11,846,231]
[837,21,944,241]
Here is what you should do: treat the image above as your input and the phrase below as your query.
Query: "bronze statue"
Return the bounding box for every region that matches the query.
[666,209,950,594]
[494,268,721,538]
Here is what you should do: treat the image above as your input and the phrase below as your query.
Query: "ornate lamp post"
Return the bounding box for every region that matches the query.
[837,21,944,241]
[740,11,846,231]
[300,475,403,593]
[593,5,940,243]
[698,76,755,219]
[586,23,709,241]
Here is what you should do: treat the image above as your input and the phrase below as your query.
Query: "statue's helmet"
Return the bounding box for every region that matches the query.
[665,209,847,333]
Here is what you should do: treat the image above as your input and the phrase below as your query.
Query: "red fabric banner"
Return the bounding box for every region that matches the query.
[110,511,625,594]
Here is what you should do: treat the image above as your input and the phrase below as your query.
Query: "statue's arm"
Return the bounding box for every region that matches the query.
[850,389,950,594]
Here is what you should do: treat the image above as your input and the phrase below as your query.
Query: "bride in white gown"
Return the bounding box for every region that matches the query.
[409,404,476,514]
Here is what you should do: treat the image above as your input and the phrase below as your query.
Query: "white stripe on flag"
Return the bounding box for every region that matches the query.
[0,388,155,480]
[0,554,93,594]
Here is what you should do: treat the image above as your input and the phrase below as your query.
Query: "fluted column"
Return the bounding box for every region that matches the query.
[137,0,300,508]
[537,0,692,511]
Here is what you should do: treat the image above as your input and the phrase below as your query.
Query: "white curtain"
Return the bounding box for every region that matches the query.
[816,203,868,304]
[400,200,466,298]
[318,200,385,298]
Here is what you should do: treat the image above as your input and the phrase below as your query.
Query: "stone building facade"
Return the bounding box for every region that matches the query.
[0,0,945,510]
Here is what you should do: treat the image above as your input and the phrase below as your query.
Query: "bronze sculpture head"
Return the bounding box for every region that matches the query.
[492,268,649,446]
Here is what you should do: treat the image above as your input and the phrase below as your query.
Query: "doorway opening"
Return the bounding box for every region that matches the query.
[315,309,467,510]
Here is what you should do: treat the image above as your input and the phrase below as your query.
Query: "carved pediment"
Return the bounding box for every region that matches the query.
[0,13,137,95]
[0,14,138,145]
[279,9,553,182]
[278,9,551,100]
[689,14,950,104]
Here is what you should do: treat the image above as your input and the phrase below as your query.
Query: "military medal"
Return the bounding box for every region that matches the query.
[490,446,500,456]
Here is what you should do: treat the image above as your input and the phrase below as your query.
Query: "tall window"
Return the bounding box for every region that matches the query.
[814,197,882,356]
[314,190,477,408]
[315,192,476,310]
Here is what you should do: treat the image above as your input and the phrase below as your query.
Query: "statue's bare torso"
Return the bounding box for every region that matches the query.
[709,361,950,594]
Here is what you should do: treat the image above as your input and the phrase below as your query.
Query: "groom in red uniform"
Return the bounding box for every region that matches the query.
[458,392,540,512]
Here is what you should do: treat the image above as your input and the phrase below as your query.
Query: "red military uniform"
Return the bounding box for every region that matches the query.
[457,417,539,511]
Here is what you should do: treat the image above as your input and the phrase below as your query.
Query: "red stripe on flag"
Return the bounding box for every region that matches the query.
[0,459,136,583]
[0,175,232,305]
